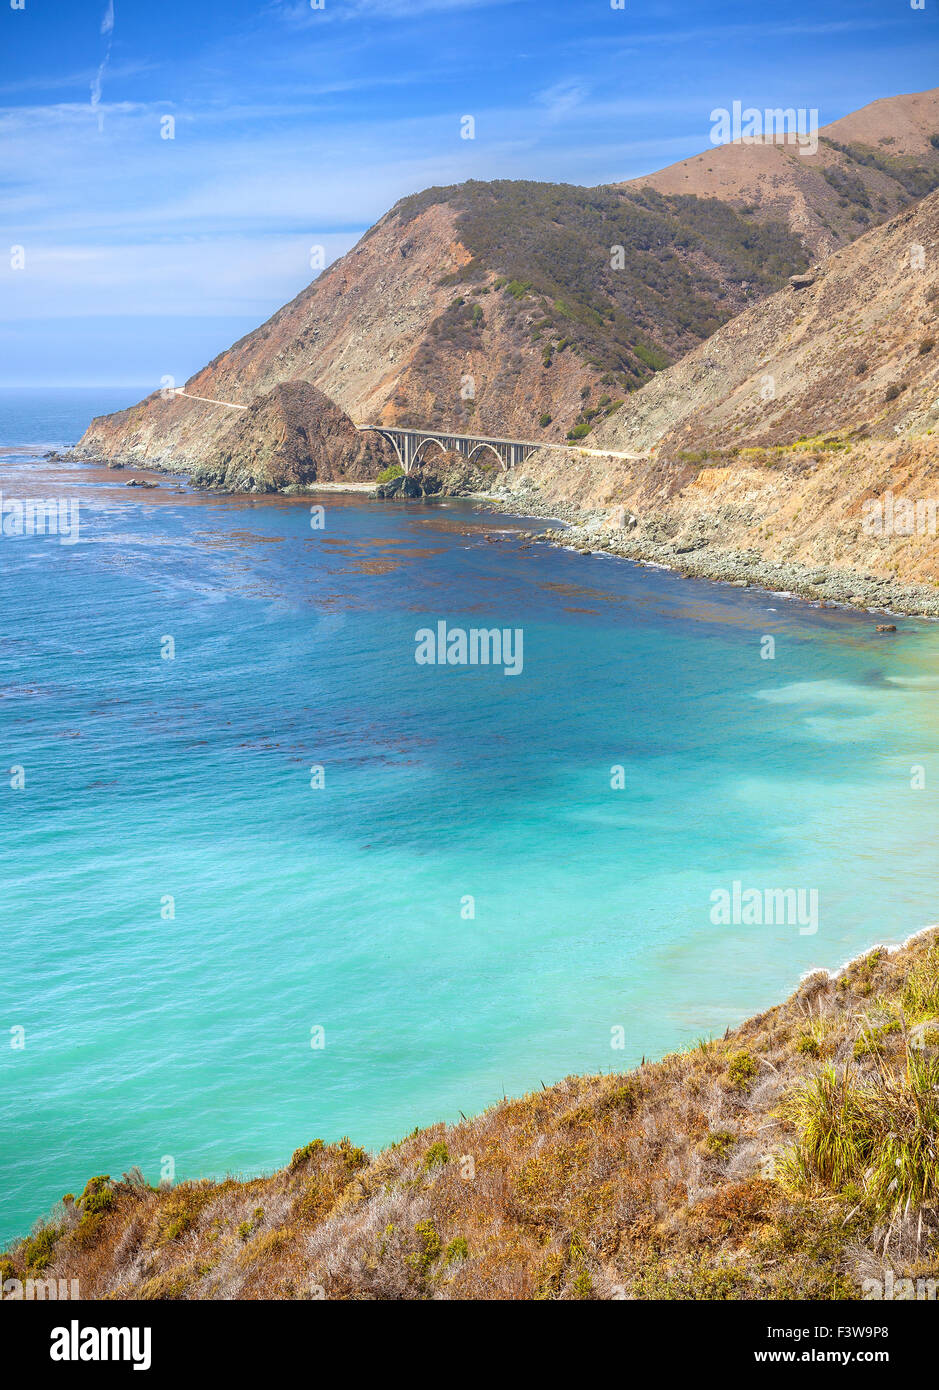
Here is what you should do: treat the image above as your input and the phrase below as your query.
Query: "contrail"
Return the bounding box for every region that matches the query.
[91,1,115,132]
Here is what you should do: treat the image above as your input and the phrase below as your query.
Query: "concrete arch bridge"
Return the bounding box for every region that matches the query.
[355,425,543,474]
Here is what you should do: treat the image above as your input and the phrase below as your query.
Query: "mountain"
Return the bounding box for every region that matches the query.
[503,189,939,612]
[595,191,939,454]
[75,183,810,474]
[4,928,938,1299]
[72,87,939,606]
[625,88,939,258]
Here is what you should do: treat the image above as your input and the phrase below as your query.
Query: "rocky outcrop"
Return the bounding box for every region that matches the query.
[375,449,500,499]
[185,381,397,492]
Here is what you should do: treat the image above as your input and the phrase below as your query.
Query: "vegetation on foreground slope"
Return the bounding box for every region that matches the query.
[5,931,939,1300]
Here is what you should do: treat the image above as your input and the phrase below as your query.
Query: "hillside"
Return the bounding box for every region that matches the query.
[74,183,809,474]
[626,87,939,258]
[73,90,939,480]
[4,929,939,1300]
[500,188,939,610]
[595,190,939,453]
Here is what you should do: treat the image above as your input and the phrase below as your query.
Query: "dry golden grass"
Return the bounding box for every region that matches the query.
[5,930,939,1300]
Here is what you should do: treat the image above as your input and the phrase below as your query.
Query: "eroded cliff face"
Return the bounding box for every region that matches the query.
[73,177,812,471]
[591,193,939,457]
[70,91,939,604]
[500,437,939,610]
[72,196,606,470]
[74,89,939,481]
[74,202,475,471]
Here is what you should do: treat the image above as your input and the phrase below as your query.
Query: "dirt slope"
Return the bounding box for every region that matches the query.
[596,190,939,455]
[497,190,939,607]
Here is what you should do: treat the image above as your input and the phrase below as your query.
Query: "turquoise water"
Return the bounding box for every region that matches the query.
[1,392,938,1244]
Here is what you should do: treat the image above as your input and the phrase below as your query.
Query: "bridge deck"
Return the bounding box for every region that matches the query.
[354,423,643,468]
[355,425,545,449]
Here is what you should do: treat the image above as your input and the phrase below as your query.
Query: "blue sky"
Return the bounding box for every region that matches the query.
[1,0,937,386]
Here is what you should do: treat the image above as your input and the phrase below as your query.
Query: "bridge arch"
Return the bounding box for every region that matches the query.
[468,440,508,472]
[412,436,450,467]
[359,426,410,473]
[355,423,542,475]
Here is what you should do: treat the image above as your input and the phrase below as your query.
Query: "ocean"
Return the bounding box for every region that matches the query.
[1,387,937,1244]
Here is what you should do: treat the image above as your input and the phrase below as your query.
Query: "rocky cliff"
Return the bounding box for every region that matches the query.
[72,87,939,604]
[74,174,822,470]
[187,380,397,492]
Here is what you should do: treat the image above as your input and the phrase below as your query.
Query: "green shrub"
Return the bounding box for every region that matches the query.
[21,1224,60,1272]
[423,1141,450,1171]
[79,1176,113,1217]
[406,1219,442,1276]
[725,1052,758,1089]
[289,1138,325,1169]
[703,1130,737,1159]
[376,463,404,484]
[392,178,811,388]
[852,1019,900,1059]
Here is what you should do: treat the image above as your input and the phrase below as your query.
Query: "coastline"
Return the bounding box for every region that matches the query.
[54,448,939,618]
[476,489,939,620]
[6,441,939,1297]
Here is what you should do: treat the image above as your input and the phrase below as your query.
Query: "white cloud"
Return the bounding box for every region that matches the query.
[0,233,360,319]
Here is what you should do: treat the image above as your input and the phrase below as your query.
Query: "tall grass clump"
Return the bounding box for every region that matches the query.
[782,1049,939,1240]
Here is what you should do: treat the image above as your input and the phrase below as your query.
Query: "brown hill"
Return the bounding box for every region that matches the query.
[596,189,939,455]
[625,87,939,259]
[4,930,939,1299]
[499,192,939,611]
[74,182,811,471]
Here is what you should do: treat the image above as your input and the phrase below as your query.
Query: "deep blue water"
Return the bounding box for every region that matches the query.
[1,389,938,1244]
